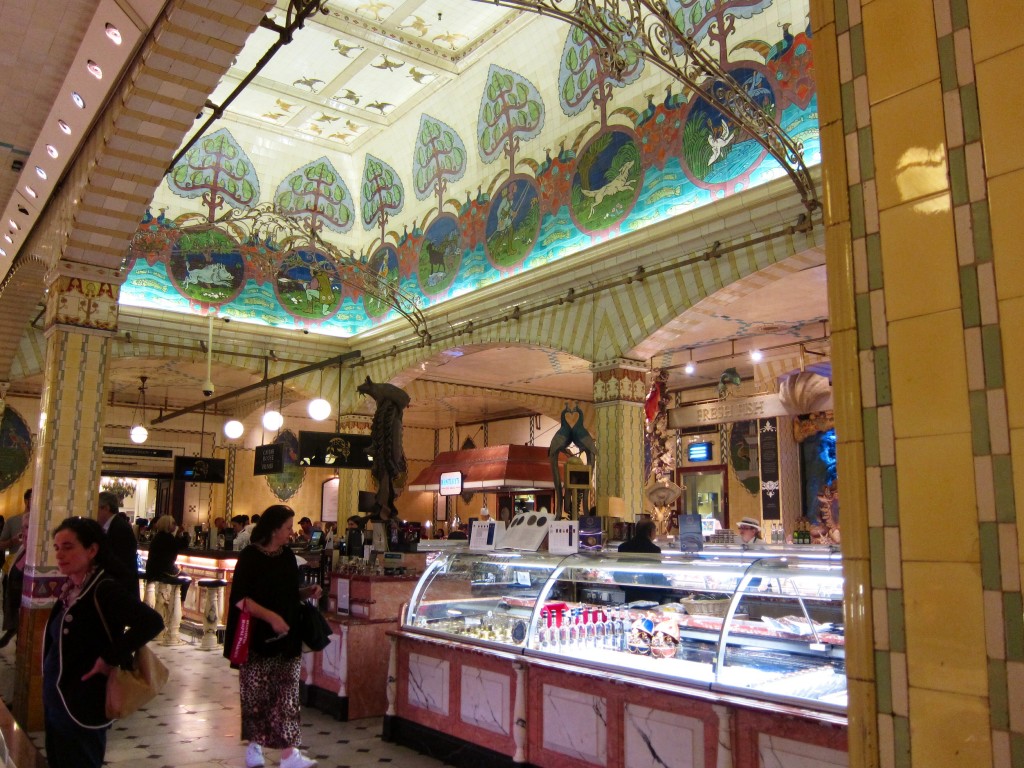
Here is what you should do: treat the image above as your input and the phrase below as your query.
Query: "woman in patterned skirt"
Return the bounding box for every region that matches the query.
[224,505,322,768]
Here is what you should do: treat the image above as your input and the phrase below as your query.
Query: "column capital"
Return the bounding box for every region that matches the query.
[590,357,647,374]
[337,414,373,434]
[43,266,122,334]
[593,363,648,405]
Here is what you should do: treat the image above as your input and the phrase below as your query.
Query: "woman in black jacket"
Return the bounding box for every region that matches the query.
[44,517,164,768]
[224,505,322,768]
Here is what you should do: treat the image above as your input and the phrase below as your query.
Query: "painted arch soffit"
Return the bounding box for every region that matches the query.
[123,0,819,342]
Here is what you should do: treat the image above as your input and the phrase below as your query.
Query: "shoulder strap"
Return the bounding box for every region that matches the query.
[93,581,113,643]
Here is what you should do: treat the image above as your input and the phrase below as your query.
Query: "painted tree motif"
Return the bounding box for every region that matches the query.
[361,154,405,242]
[274,156,355,241]
[558,17,644,125]
[412,114,468,211]
[477,64,545,172]
[167,128,260,223]
[667,0,773,53]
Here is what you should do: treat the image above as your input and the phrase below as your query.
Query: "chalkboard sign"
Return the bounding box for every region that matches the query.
[254,444,283,475]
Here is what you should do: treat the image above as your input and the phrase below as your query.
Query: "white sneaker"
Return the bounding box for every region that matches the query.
[245,742,265,768]
[279,749,317,768]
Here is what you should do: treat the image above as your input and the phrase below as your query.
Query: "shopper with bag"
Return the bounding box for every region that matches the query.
[224,504,323,768]
[43,517,164,768]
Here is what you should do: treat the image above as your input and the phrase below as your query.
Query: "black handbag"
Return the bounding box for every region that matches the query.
[296,601,332,652]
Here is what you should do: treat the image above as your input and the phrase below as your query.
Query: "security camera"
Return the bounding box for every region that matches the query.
[202,379,215,397]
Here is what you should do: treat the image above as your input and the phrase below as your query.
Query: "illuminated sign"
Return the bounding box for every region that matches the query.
[687,441,713,462]
[439,471,463,496]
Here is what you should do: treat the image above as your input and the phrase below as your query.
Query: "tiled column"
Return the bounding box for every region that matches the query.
[592,360,647,516]
[14,265,122,729]
[336,415,373,520]
[811,0,1022,765]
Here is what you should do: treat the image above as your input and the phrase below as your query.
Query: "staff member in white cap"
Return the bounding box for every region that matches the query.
[737,517,766,550]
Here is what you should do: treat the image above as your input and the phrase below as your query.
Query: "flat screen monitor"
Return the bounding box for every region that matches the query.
[357,490,378,513]
[307,530,324,550]
[174,456,226,484]
[298,431,373,469]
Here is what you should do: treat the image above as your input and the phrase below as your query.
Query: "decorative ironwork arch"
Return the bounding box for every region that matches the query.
[476,0,818,214]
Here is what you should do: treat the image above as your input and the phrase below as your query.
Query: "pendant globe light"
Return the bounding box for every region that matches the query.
[308,368,331,421]
[262,381,283,431]
[224,419,244,439]
[129,376,149,444]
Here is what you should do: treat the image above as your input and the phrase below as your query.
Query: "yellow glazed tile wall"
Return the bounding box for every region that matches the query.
[903,562,987,696]
[989,169,1024,301]
[878,193,959,321]
[909,687,993,767]
[968,0,1024,62]
[887,309,971,439]
[870,82,949,211]
[862,0,939,105]
[975,46,1024,178]
[1002,297,1024,431]
[896,434,978,563]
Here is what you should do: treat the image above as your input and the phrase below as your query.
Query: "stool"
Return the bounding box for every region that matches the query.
[197,578,228,651]
[154,575,191,646]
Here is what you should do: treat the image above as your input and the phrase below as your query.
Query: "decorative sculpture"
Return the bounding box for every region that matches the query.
[357,376,410,519]
[645,477,682,538]
[548,401,598,519]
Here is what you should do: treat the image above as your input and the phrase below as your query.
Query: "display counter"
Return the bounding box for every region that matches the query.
[301,571,419,720]
[387,548,848,768]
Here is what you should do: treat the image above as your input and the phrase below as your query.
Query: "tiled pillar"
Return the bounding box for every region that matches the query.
[811,0,1022,765]
[336,415,373,520]
[592,360,647,516]
[14,265,122,729]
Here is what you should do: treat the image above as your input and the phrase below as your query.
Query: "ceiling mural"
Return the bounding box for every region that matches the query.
[120,0,819,339]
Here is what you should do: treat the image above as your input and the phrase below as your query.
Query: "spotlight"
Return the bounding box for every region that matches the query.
[71,92,85,109]
[87,60,103,79]
[57,120,71,135]
[105,23,122,44]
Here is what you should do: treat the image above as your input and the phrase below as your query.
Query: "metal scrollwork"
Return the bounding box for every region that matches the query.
[481,0,818,213]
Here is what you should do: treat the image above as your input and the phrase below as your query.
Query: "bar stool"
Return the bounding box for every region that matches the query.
[197,578,228,651]
[153,575,191,646]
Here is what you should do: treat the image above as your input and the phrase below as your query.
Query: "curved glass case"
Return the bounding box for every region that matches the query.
[402,549,846,714]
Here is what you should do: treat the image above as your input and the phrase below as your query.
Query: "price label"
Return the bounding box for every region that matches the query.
[469,520,505,552]
[548,521,578,554]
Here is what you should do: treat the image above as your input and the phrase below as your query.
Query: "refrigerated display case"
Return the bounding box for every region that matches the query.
[402,548,846,713]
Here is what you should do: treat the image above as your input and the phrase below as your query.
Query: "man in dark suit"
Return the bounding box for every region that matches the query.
[97,490,140,599]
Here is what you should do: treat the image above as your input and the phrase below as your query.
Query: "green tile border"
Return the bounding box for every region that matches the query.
[959,264,981,328]
[858,126,875,181]
[841,80,857,135]
[937,34,958,92]
[870,527,887,587]
[949,0,969,31]
[989,658,1009,730]
[849,24,866,78]
[993,455,1016,523]
[961,85,982,143]
[948,146,969,207]
[881,466,900,526]
[978,522,1001,589]
[887,588,906,653]
[893,713,911,768]
[864,406,881,467]
[875,649,894,714]
[1005,592,1024,661]
[866,233,883,290]
[1011,731,1024,768]
[856,293,874,350]
[972,201,994,262]
[981,324,1006,388]
[969,389,992,456]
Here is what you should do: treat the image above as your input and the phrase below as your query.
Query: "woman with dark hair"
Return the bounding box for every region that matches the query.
[224,505,322,768]
[145,514,191,602]
[43,517,164,768]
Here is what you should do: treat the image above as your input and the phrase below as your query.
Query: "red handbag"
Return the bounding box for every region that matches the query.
[229,610,252,666]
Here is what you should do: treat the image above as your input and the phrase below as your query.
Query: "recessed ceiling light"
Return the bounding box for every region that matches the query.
[0,248,6,258]
[25,186,37,198]
[46,145,58,159]
[35,166,47,180]
[684,362,695,375]
[57,120,71,135]
[105,23,122,45]
[3,235,12,245]
[8,220,18,231]
[87,60,103,79]
[71,92,85,109]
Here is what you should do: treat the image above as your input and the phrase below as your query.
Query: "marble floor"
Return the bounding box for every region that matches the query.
[0,637,451,768]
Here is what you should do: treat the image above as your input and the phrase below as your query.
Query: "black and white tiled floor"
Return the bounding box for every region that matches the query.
[0,638,450,768]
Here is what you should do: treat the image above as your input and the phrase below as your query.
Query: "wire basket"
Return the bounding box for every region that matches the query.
[681,597,732,617]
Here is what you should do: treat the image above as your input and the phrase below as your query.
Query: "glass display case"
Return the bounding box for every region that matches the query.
[402,549,846,714]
